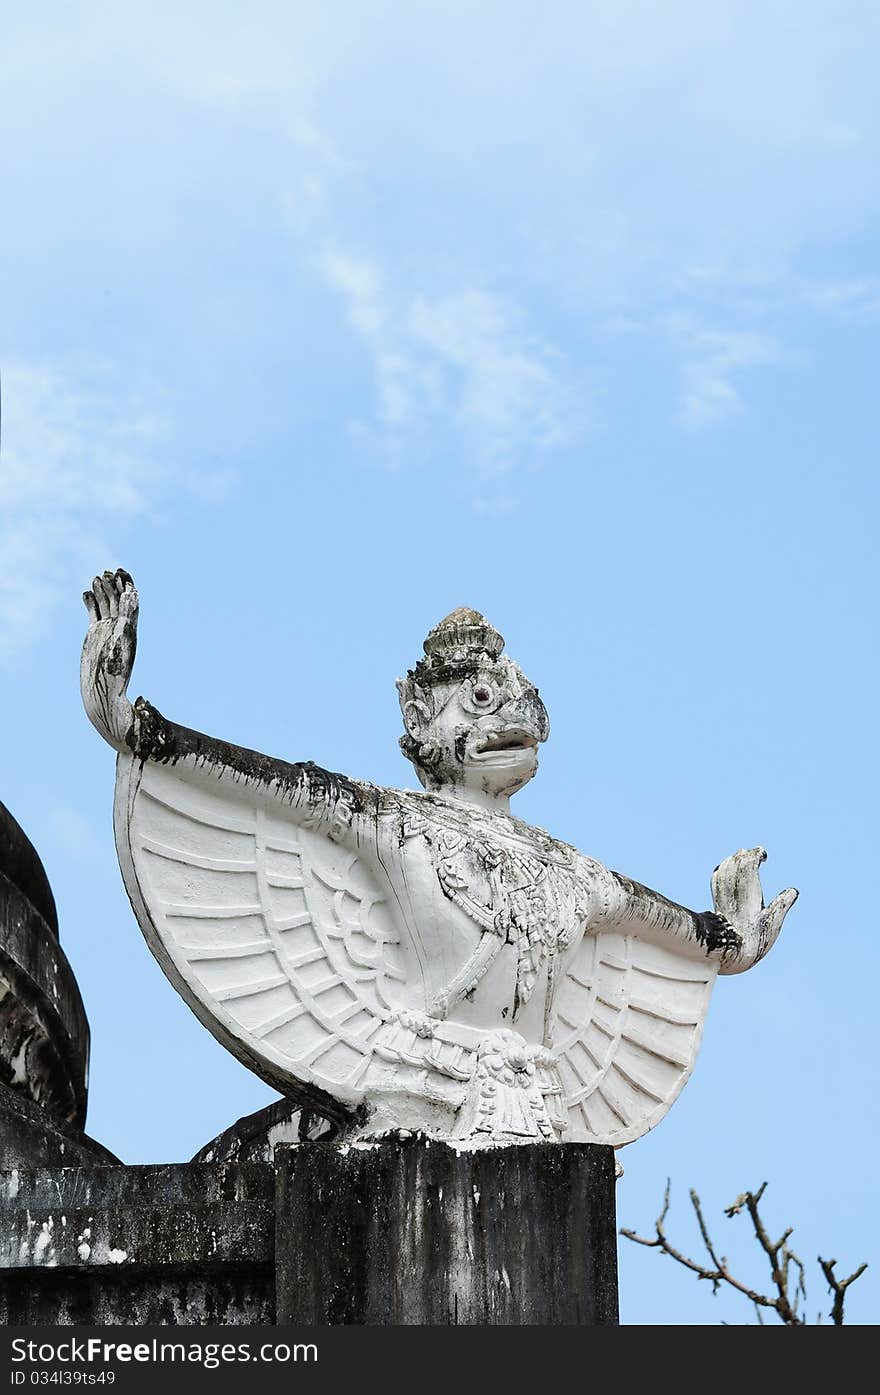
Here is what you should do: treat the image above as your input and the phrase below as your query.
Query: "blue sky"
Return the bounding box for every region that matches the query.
[2,3,877,1324]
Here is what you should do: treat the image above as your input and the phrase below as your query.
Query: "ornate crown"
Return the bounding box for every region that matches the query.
[414,607,505,683]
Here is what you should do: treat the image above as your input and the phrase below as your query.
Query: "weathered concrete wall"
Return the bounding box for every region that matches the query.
[1,1270,275,1326]
[0,1137,619,1325]
[0,1161,274,1325]
[276,1136,619,1325]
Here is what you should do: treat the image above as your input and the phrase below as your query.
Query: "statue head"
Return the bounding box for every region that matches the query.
[397,608,549,802]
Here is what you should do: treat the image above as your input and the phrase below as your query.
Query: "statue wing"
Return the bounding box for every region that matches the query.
[552,930,718,1146]
[113,749,408,1119]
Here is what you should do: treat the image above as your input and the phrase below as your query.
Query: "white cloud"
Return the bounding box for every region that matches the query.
[0,359,167,657]
[802,279,880,320]
[672,328,782,430]
[3,3,879,499]
[319,248,578,482]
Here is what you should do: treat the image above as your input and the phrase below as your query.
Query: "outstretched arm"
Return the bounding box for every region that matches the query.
[81,569,138,749]
[709,846,797,975]
[600,847,797,976]
[81,568,369,840]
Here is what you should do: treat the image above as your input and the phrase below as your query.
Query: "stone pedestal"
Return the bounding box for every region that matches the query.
[275,1135,618,1325]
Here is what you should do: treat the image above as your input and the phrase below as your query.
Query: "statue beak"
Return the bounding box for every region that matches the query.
[495,689,550,745]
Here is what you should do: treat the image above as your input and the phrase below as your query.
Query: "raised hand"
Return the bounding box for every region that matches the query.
[711,847,797,973]
[80,569,139,749]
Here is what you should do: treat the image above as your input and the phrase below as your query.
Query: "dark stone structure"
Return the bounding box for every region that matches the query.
[0,1082,115,1170]
[277,1136,618,1325]
[0,1133,618,1326]
[0,801,114,1171]
[0,1160,275,1325]
[0,802,93,1144]
[0,798,619,1326]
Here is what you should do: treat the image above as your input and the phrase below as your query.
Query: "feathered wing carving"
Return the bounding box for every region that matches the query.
[113,753,407,1116]
[552,927,718,1146]
[114,745,717,1146]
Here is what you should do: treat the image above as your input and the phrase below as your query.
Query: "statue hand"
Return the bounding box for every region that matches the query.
[711,847,797,972]
[81,569,139,749]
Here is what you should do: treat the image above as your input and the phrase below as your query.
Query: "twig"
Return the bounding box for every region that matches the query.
[818,1257,869,1326]
[723,1184,804,1324]
[622,1181,867,1325]
[621,1180,789,1319]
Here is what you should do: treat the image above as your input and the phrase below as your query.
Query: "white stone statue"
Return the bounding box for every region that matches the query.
[81,570,797,1148]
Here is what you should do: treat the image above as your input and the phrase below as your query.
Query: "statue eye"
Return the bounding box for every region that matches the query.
[473,685,493,707]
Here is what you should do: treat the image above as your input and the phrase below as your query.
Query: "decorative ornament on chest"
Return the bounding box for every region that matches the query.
[81,574,798,1150]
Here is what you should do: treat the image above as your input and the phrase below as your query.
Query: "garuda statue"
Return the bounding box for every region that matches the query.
[81,570,796,1149]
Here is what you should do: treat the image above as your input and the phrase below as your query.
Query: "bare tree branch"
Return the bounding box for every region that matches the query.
[818,1257,869,1326]
[622,1182,867,1325]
